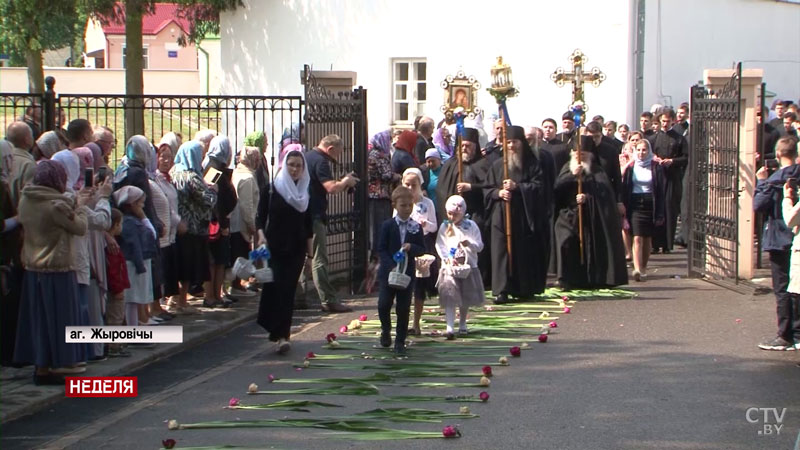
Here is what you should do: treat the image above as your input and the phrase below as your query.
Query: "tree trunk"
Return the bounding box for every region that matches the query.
[124,0,145,141]
[26,47,44,94]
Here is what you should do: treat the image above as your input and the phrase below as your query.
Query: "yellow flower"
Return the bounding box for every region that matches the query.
[248,383,258,393]
[480,376,491,386]
[499,356,509,365]
[167,419,179,430]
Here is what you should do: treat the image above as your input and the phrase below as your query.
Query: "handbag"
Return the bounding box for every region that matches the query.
[208,220,221,242]
[388,251,411,290]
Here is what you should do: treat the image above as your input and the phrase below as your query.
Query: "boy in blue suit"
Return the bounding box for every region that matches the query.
[377,186,425,355]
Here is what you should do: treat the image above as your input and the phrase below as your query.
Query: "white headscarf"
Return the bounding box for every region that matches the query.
[51,149,80,192]
[273,150,310,213]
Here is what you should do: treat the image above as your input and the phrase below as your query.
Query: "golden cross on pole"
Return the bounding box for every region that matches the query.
[550,49,606,114]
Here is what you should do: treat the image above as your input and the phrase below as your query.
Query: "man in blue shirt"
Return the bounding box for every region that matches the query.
[305,135,359,313]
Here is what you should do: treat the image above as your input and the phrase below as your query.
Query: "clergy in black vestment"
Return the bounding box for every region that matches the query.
[436,128,492,285]
[649,109,688,252]
[556,111,578,148]
[484,125,552,303]
[553,148,628,289]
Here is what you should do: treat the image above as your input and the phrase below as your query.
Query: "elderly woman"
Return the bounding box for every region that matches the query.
[432,127,453,160]
[368,130,400,258]
[143,144,173,323]
[202,136,238,308]
[114,135,164,237]
[229,146,262,298]
[170,141,217,313]
[15,160,90,384]
[256,150,312,353]
[154,139,182,315]
[35,131,63,160]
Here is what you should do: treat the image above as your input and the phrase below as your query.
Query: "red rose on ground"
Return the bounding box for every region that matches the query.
[482,365,492,377]
[509,346,521,357]
[162,438,176,449]
[538,334,548,343]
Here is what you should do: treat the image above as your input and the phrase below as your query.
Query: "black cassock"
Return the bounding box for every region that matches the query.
[649,129,688,251]
[553,163,627,289]
[436,155,492,285]
[484,153,552,297]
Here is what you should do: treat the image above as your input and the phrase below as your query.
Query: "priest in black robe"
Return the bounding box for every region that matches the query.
[553,146,628,289]
[436,128,492,285]
[650,109,688,252]
[484,125,552,303]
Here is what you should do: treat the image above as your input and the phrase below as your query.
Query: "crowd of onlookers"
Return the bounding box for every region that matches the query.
[0,96,797,382]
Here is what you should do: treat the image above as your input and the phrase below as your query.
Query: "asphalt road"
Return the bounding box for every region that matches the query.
[2,251,800,450]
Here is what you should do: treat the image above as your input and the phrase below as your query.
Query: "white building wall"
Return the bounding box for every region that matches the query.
[642,0,800,111]
[221,0,635,137]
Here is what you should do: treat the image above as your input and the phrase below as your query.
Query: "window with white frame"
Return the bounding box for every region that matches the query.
[122,45,149,69]
[392,58,426,124]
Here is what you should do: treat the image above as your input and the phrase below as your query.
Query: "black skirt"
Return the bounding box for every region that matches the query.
[230,232,252,262]
[630,193,654,237]
[176,233,211,283]
[209,234,232,268]
[161,243,180,297]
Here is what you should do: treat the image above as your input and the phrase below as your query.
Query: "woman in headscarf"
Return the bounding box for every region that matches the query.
[367,129,400,260]
[144,143,173,323]
[244,130,269,195]
[153,141,182,316]
[73,147,94,190]
[228,146,262,298]
[255,150,312,354]
[158,132,182,159]
[35,131,63,160]
[391,130,420,176]
[169,141,217,313]
[621,139,666,282]
[280,122,303,151]
[85,142,104,171]
[15,160,90,384]
[432,127,453,160]
[202,135,238,308]
[51,150,80,192]
[113,135,164,237]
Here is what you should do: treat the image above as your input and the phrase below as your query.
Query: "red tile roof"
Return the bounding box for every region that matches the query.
[102,3,191,36]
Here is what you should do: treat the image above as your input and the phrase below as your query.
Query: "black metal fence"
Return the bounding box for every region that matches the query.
[1,77,303,169]
[687,63,741,283]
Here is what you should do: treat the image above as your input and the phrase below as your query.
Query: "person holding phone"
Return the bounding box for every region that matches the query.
[754,136,800,351]
[169,141,217,314]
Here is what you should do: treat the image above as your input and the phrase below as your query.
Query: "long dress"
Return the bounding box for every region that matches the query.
[649,129,688,251]
[484,152,552,297]
[255,189,312,341]
[553,163,628,289]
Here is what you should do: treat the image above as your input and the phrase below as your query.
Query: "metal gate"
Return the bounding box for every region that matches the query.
[687,63,742,282]
[302,65,368,294]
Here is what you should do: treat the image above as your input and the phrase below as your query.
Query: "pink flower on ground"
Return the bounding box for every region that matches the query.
[482,366,493,377]
[339,325,348,333]
[509,346,521,357]
[563,306,571,314]
[479,391,490,402]
[549,321,558,328]
[326,333,337,343]
[359,314,368,321]
[162,439,176,449]
[735,319,742,323]
[268,374,275,382]
[561,295,569,301]
[442,425,461,438]
[306,351,316,359]
[229,397,240,407]
[538,334,548,343]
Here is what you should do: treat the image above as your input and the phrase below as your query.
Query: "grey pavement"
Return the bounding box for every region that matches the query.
[2,250,800,449]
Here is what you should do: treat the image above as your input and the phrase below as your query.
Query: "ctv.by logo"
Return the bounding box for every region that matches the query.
[746,407,786,436]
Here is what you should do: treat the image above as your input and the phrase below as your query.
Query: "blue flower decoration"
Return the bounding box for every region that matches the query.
[449,248,457,258]
[407,221,421,234]
[416,203,427,213]
[249,246,271,261]
[393,251,406,263]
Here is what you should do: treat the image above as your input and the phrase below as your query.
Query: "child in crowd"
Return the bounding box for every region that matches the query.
[397,167,438,336]
[114,186,158,329]
[436,195,485,339]
[378,186,425,355]
[105,208,131,357]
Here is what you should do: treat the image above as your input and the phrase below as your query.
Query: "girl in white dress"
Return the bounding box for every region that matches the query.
[436,195,485,339]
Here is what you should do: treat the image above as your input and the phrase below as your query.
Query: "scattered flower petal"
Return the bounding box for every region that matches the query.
[563,306,571,314]
[735,319,742,323]
[162,438,176,449]
[339,325,348,333]
[167,419,179,430]
[268,374,275,382]
[326,333,337,343]
[549,321,558,328]
[561,295,569,301]
[359,314,368,321]
[442,425,461,438]
[306,351,316,359]
[229,397,240,407]
[295,367,303,372]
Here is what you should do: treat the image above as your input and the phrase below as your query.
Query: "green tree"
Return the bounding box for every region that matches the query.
[0,0,82,93]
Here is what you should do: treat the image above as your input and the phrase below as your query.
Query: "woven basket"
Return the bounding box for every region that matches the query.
[415,254,436,278]
[254,266,274,283]
[388,252,411,289]
[232,257,256,280]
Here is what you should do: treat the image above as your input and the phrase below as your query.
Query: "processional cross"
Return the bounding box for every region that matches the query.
[550,49,606,262]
